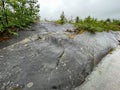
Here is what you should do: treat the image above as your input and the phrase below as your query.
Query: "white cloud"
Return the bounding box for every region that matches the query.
[38,0,120,20]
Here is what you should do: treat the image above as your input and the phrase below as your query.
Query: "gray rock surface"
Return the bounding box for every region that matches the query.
[0,22,74,49]
[0,22,120,90]
[74,46,120,90]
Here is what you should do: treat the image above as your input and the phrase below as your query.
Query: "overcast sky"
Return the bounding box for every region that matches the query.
[38,0,120,20]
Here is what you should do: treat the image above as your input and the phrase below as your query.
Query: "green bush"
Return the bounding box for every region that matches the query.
[74,16,120,33]
[0,0,40,36]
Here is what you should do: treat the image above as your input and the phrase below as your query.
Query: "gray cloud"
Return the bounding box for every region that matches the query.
[39,0,120,20]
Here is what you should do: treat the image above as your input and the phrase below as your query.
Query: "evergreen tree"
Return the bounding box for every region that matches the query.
[60,11,66,24]
[75,16,79,23]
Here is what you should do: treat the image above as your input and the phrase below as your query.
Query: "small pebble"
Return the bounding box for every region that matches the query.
[24,44,28,47]
[27,82,33,88]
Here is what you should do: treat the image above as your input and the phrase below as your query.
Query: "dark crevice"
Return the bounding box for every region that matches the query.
[52,86,58,89]
[56,50,65,67]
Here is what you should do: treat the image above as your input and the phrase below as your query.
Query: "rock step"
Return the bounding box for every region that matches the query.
[75,46,120,90]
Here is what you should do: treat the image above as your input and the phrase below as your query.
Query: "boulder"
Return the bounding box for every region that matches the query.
[0,22,120,90]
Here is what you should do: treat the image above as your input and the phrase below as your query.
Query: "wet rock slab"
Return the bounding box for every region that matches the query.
[0,22,120,90]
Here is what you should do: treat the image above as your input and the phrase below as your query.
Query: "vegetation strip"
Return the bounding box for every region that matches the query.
[55,12,120,33]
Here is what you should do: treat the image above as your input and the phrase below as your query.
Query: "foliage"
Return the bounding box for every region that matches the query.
[74,16,120,33]
[0,0,40,36]
[55,11,67,25]
[108,48,115,54]
[75,16,79,23]
[68,19,74,24]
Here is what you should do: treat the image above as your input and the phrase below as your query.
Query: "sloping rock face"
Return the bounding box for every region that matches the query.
[0,22,74,49]
[0,22,120,90]
[74,46,120,90]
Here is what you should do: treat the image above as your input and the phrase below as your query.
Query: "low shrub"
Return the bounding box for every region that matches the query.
[74,16,120,33]
[0,0,40,36]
